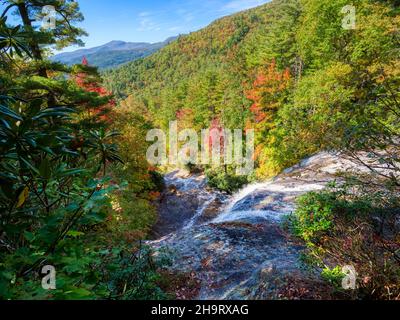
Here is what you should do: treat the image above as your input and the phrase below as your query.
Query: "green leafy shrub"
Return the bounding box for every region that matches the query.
[321,266,345,288]
[291,183,400,299]
[206,169,250,194]
[292,183,379,243]
[292,191,337,242]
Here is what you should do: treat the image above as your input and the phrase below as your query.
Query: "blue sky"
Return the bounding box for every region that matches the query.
[59,0,269,51]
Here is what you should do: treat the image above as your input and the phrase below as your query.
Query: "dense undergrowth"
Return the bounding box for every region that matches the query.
[290,180,400,299]
[0,0,173,300]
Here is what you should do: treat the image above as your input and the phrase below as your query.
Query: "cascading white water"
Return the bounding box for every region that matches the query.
[162,153,362,229]
[221,181,274,213]
[213,209,290,223]
[163,152,393,230]
[212,176,326,224]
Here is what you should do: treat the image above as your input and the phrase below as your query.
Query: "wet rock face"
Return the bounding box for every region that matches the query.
[151,170,227,238]
[152,222,306,299]
[152,187,203,238]
[149,153,371,299]
[197,198,225,223]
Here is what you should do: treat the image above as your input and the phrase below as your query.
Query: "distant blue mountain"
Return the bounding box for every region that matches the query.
[51,37,177,70]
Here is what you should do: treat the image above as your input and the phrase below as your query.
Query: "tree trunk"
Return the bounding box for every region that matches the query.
[17,2,47,78]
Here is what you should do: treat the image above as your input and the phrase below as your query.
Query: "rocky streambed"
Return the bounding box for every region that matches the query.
[148,152,370,299]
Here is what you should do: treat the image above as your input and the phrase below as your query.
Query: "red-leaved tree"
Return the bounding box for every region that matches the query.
[74,57,115,124]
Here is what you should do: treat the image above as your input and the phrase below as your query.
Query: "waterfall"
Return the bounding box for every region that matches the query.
[149,152,377,299]
[212,179,326,224]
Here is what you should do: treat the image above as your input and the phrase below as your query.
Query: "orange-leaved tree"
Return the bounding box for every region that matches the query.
[246,60,291,176]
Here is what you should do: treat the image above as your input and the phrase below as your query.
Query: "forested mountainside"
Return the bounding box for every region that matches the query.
[104,0,399,177]
[51,38,176,69]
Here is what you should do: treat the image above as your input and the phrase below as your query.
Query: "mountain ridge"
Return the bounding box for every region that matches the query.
[51,36,178,69]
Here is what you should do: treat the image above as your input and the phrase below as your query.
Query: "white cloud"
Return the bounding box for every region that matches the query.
[136,12,162,32]
[221,0,269,13]
[134,0,268,35]
[137,16,161,31]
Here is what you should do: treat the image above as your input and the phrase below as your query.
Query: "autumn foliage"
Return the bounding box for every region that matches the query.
[74,57,115,123]
[246,60,290,126]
